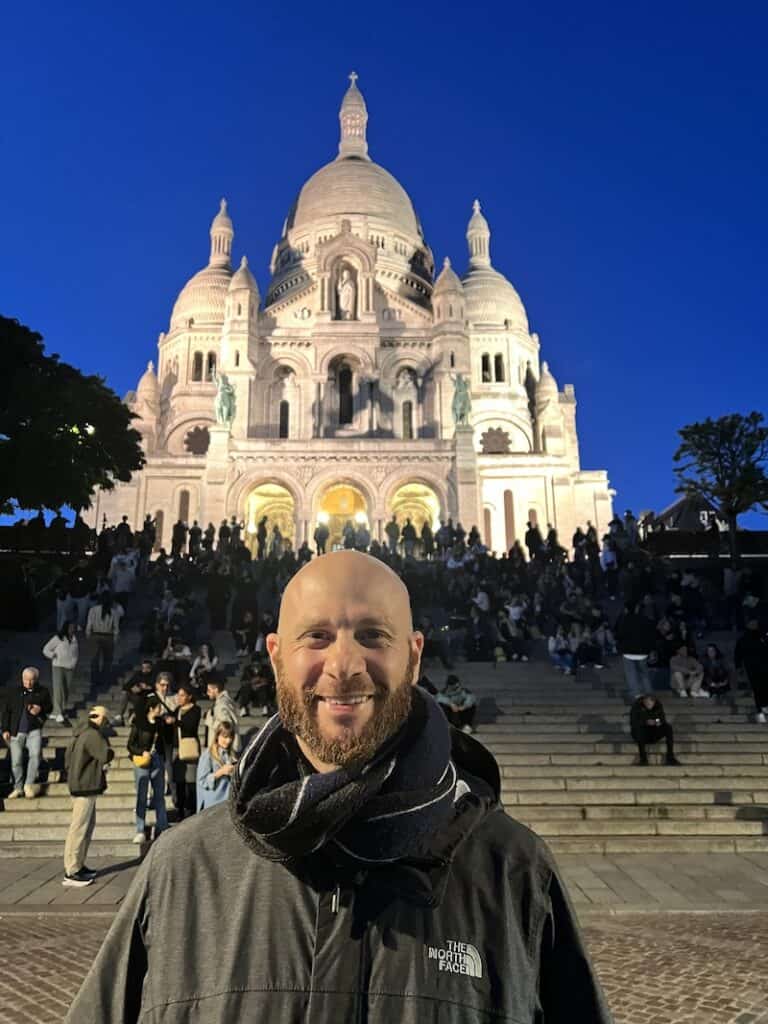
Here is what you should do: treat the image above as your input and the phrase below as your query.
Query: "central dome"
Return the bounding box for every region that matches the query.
[286,156,423,240]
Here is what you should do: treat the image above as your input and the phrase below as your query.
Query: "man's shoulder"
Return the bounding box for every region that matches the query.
[463,807,557,877]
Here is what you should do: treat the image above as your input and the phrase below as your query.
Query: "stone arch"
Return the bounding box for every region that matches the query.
[228,470,305,526]
[308,469,377,524]
[318,345,375,378]
[170,481,200,524]
[381,471,449,524]
[164,416,216,455]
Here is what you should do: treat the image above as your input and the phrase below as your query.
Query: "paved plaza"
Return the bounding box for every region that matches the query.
[0,903,766,1023]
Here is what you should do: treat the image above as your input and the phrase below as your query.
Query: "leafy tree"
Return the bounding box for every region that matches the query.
[0,315,145,514]
[673,412,768,564]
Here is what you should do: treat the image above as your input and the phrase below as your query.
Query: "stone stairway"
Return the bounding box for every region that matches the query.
[1,641,767,858]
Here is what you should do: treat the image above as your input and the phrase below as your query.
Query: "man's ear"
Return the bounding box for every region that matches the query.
[265,633,280,664]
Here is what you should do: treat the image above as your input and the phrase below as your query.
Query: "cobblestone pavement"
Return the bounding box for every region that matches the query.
[0,912,766,1023]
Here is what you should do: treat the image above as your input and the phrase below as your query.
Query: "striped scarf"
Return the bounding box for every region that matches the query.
[229,687,457,864]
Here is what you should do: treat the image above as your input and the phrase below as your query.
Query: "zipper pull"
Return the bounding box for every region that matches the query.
[331,883,341,915]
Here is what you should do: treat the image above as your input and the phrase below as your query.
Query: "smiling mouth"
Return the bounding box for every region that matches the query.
[316,695,374,706]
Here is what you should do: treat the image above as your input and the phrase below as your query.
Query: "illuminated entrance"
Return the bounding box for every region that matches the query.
[244,483,295,554]
[389,482,441,534]
[316,483,369,550]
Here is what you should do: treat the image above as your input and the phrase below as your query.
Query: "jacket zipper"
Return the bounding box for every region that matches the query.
[331,882,341,914]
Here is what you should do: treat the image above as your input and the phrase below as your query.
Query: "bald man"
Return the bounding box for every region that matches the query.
[67,552,610,1023]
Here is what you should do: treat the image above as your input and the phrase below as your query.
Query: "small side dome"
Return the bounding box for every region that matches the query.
[433,256,464,295]
[228,255,259,297]
[536,360,559,401]
[136,360,159,401]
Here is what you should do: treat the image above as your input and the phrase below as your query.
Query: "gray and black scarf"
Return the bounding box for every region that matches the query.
[229,687,459,865]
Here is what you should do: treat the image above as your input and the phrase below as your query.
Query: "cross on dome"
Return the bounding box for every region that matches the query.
[338,71,369,160]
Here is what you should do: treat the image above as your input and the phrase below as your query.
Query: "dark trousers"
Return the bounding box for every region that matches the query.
[633,723,675,761]
[747,670,768,713]
[442,705,476,729]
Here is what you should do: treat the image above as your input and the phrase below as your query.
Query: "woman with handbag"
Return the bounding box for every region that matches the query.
[127,695,169,844]
[174,683,201,819]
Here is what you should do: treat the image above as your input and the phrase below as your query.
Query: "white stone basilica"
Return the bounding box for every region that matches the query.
[90,74,613,552]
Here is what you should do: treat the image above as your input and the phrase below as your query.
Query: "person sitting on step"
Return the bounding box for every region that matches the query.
[670,643,708,698]
[436,674,477,734]
[630,693,681,767]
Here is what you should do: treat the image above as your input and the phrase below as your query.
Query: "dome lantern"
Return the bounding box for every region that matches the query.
[209,198,233,268]
[338,71,369,161]
[467,199,491,268]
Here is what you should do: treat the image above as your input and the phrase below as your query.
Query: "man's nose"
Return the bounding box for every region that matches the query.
[323,635,367,680]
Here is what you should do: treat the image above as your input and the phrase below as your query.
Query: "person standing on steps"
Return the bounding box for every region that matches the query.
[62,706,114,887]
[1,667,52,799]
[629,694,681,766]
[42,620,79,724]
[734,619,768,723]
[65,550,610,1023]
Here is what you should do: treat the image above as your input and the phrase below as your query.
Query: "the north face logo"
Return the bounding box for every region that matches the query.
[426,940,483,978]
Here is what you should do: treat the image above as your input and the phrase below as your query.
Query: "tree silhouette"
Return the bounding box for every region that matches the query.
[0,316,145,514]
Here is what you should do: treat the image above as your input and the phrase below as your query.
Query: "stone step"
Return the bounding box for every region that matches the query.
[492,752,767,766]
[501,787,768,805]
[483,741,768,753]
[545,835,768,855]
[522,818,766,837]
[0,840,143,859]
[3,794,169,812]
[512,804,768,821]
[4,823,163,842]
[500,764,768,779]
[1,805,175,825]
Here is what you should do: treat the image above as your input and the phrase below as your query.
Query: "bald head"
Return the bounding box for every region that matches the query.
[277,550,413,636]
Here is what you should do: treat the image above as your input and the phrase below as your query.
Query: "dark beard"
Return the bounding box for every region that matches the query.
[275,648,418,769]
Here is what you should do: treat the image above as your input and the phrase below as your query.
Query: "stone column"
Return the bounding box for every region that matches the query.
[203,426,231,527]
[453,425,481,532]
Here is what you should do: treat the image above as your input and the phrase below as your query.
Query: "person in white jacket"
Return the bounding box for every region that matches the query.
[42,622,79,723]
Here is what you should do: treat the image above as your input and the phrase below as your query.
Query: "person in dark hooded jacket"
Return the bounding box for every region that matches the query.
[65,550,611,1024]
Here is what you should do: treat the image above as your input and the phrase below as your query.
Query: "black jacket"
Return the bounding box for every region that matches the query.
[0,683,53,735]
[66,720,114,796]
[630,698,668,738]
[65,727,611,1023]
[734,630,768,678]
[615,612,657,656]
[127,717,161,758]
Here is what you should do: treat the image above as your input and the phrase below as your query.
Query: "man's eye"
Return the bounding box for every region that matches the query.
[359,630,386,642]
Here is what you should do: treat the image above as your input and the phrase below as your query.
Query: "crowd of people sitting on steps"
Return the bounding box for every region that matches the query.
[1,503,767,883]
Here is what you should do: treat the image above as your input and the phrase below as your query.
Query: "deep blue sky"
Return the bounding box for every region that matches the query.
[2,1,767,522]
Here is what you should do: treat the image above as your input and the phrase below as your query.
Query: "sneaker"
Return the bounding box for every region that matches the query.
[239,707,248,718]
[111,715,123,726]
[676,691,689,698]
[665,757,682,767]
[261,706,269,716]
[23,785,39,799]
[62,870,94,888]
[462,724,475,734]
[6,790,23,800]
[54,714,65,724]
[520,655,529,662]
[756,712,767,724]
[594,664,605,670]
[692,690,710,699]
[80,865,98,878]
[132,832,146,845]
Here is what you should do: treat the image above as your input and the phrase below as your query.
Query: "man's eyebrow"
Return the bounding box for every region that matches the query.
[292,615,396,634]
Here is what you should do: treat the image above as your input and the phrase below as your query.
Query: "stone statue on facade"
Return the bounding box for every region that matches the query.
[213,370,236,428]
[450,373,472,426]
[336,265,357,320]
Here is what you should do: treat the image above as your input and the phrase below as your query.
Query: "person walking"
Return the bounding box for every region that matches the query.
[1,667,52,799]
[62,706,113,887]
[174,683,201,819]
[615,603,657,700]
[85,594,121,688]
[127,695,170,844]
[196,720,237,811]
[42,621,79,724]
[734,619,768,723]
[65,551,609,1024]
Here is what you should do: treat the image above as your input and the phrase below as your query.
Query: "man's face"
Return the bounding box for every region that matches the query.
[267,552,423,771]
[206,684,220,702]
[22,671,36,690]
